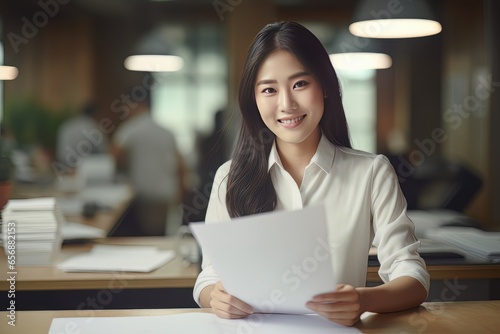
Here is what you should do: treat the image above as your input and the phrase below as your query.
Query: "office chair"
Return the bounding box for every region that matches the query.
[387,154,483,212]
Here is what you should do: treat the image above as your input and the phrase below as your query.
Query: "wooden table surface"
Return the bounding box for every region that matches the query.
[1,300,499,333]
[0,237,199,291]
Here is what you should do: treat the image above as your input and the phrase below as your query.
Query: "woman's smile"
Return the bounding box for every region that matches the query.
[278,114,307,127]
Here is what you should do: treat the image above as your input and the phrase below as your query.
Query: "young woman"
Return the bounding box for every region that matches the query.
[193,21,429,326]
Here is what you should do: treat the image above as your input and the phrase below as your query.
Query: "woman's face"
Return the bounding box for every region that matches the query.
[254,50,324,150]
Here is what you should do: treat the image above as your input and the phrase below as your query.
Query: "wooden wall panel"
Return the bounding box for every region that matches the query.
[441,0,491,227]
[4,16,94,112]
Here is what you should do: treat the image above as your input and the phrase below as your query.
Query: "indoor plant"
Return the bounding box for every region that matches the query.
[0,154,13,210]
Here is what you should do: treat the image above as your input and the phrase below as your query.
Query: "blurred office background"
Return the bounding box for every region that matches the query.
[0,0,499,230]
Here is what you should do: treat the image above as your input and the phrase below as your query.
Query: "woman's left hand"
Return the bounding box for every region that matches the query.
[306,284,363,326]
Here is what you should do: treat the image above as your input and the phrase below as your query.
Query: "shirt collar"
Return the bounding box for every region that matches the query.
[268,140,283,171]
[310,134,336,173]
[267,133,336,173]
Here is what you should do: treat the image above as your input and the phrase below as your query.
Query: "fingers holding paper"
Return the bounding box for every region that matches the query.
[306,284,362,326]
[210,281,254,319]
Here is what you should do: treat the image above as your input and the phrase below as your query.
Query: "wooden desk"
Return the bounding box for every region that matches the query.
[357,300,500,333]
[367,241,500,282]
[0,237,198,291]
[1,301,498,333]
[0,237,199,310]
[367,263,500,282]
[366,247,500,301]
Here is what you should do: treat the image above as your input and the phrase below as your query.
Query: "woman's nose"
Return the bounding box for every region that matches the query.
[279,91,298,113]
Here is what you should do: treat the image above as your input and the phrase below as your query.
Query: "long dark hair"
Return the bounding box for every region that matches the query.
[226,21,351,218]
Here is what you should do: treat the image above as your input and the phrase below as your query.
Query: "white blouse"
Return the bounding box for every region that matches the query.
[193,135,430,305]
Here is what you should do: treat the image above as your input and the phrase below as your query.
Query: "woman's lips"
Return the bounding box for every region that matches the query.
[278,114,306,128]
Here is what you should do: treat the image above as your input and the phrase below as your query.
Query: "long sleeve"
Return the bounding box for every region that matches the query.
[192,161,232,306]
[371,155,430,293]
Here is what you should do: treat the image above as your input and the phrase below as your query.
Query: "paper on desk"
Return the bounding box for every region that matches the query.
[49,312,361,334]
[62,222,107,241]
[190,206,335,314]
[4,197,57,211]
[57,245,175,272]
[424,227,500,262]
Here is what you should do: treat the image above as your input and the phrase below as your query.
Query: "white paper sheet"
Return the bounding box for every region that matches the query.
[424,227,500,261]
[57,245,175,272]
[4,197,57,211]
[190,206,335,314]
[62,222,107,241]
[49,313,361,334]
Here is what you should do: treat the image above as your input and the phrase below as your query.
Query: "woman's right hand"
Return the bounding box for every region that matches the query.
[209,281,254,319]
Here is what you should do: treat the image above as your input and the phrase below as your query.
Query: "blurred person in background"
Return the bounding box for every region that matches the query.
[56,101,109,170]
[111,88,186,236]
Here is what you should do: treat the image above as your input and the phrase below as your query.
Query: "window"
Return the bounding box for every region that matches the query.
[336,69,376,153]
[151,23,227,167]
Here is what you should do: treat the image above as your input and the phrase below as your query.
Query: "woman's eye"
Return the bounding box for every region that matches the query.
[294,80,308,89]
[262,87,276,94]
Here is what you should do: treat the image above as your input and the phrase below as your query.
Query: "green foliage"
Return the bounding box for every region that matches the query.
[3,98,71,152]
[0,129,14,182]
[0,155,13,182]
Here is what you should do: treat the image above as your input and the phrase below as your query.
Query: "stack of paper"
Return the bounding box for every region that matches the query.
[1,197,64,266]
[57,245,175,272]
[424,227,500,262]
